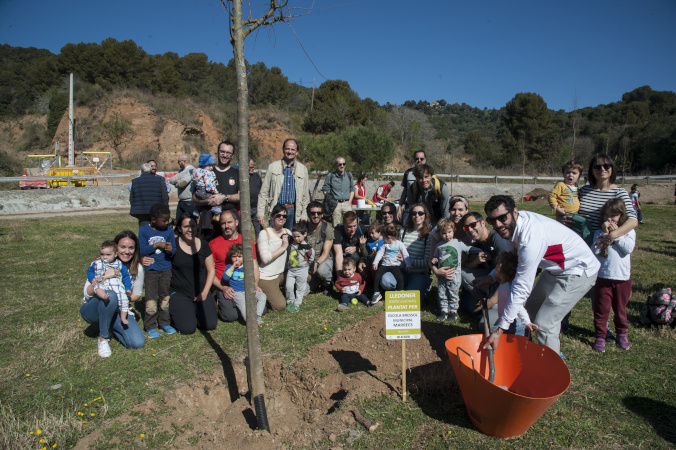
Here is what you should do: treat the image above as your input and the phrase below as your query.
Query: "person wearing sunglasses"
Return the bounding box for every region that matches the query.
[322,156,355,225]
[257,138,310,230]
[306,201,335,294]
[396,150,427,224]
[459,212,511,330]
[578,154,638,249]
[480,195,600,357]
[257,204,293,311]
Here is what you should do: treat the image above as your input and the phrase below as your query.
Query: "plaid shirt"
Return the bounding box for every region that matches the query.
[277,160,296,205]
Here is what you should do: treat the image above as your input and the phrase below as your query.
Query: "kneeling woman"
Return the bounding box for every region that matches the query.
[81,230,146,357]
[169,214,218,334]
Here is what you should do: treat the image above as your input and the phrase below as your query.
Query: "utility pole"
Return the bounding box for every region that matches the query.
[68,73,74,167]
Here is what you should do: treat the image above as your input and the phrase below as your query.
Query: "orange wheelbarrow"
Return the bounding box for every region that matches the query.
[445,334,570,438]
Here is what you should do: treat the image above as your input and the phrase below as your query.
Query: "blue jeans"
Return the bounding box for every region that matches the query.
[80,290,145,349]
[340,293,370,306]
[381,271,429,295]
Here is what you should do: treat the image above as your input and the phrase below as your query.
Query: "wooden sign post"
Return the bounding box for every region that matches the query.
[385,291,421,402]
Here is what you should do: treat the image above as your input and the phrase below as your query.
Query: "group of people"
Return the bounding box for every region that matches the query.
[82,140,639,361]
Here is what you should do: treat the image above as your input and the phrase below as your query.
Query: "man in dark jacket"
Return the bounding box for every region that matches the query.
[130,162,169,227]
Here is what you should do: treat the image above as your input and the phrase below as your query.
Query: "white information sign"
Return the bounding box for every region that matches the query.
[385,290,421,340]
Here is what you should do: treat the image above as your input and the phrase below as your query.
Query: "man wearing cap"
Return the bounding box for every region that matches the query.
[169,154,195,220]
[258,138,309,230]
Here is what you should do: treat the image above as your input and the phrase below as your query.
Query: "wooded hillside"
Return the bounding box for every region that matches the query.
[2,39,674,178]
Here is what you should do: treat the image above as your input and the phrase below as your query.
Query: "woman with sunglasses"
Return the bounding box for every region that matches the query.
[579,154,637,247]
[257,204,293,311]
[379,203,433,296]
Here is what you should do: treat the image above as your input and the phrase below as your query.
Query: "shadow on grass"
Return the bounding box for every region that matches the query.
[199,329,240,403]
[623,396,676,444]
[405,320,476,430]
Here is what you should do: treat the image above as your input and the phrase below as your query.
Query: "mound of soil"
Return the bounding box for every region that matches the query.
[75,313,463,449]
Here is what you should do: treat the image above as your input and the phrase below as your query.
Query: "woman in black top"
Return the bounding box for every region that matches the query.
[169,214,218,334]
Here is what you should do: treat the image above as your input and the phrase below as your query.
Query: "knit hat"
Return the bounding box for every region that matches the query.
[198,154,215,167]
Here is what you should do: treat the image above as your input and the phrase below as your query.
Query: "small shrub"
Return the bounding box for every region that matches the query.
[17,123,47,153]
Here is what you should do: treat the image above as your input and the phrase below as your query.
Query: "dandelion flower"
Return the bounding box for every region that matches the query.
[90,413,95,416]
[26,374,30,377]
[84,403,87,406]
[89,389,93,392]
[53,445,57,448]
[40,439,47,443]
[140,433,145,438]
[36,429,42,435]
[93,397,101,401]
[30,431,34,435]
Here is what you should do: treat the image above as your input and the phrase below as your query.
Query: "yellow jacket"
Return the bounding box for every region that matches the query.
[548,181,579,213]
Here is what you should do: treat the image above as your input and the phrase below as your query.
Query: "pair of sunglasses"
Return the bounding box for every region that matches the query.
[593,163,612,171]
[486,211,512,225]
[275,213,288,219]
[462,221,481,232]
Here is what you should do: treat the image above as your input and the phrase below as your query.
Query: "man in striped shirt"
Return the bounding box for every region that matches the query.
[482,195,600,356]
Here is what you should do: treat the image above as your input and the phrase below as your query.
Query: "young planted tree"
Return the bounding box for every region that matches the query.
[221,0,322,431]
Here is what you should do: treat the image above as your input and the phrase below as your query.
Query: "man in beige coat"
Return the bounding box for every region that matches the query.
[257,138,310,229]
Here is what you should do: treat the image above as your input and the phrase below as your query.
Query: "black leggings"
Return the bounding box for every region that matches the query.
[373,265,404,295]
[169,292,218,335]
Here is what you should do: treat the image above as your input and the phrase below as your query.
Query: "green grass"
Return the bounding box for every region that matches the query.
[0,203,674,448]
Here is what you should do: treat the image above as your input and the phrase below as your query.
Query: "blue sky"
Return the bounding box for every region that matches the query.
[2,0,675,111]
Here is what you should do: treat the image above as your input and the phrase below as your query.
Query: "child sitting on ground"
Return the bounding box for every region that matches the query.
[87,240,132,325]
[592,198,636,352]
[431,218,481,322]
[192,153,222,217]
[359,220,384,294]
[334,258,371,311]
[285,221,315,313]
[548,159,591,244]
[222,244,266,325]
[139,203,177,339]
[487,251,538,336]
[372,224,412,304]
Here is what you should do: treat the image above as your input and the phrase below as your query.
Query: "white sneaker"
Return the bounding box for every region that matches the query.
[371,292,382,304]
[98,338,112,358]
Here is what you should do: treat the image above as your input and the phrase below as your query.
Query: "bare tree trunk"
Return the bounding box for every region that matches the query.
[232,0,266,423]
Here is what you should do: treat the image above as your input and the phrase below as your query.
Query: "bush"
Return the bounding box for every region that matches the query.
[17,123,47,153]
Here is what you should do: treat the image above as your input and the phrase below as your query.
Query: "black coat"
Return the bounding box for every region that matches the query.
[129,173,169,215]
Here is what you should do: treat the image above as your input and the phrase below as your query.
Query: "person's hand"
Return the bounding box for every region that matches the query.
[257,216,265,227]
[477,252,489,264]
[555,206,566,216]
[141,256,154,267]
[344,246,357,255]
[233,260,243,269]
[359,235,367,244]
[396,207,402,221]
[281,235,290,249]
[606,221,619,233]
[120,313,128,325]
[221,286,236,301]
[483,329,503,351]
[472,275,494,289]
[103,268,116,279]
[164,242,173,254]
[194,291,207,302]
[358,261,366,272]
[395,251,404,262]
[356,289,362,295]
[342,287,347,294]
[556,214,572,225]
[431,257,438,265]
[255,284,263,292]
[372,264,378,271]
[310,265,317,274]
[525,323,539,332]
[209,193,225,206]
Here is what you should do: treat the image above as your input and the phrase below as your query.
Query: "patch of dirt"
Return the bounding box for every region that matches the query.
[74,314,462,449]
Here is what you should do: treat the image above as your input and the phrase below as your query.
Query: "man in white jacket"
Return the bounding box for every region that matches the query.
[257,138,310,229]
[169,154,195,220]
[482,195,600,355]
